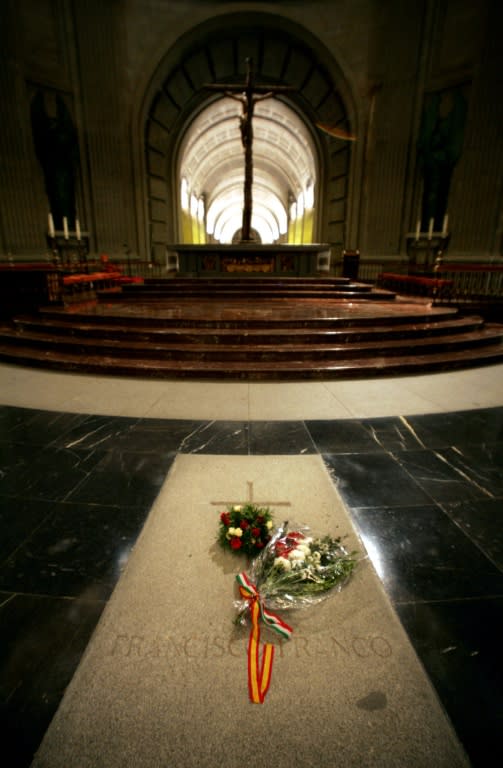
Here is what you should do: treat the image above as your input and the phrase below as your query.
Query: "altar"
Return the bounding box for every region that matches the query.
[167,243,331,277]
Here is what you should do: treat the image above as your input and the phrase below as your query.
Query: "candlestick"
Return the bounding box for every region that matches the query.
[415,219,420,240]
[48,213,55,238]
[63,216,69,239]
[442,214,448,236]
[428,218,434,239]
[76,218,81,241]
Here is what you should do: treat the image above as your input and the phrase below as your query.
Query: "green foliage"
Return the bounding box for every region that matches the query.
[236,524,358,619]
[218,503,273,557]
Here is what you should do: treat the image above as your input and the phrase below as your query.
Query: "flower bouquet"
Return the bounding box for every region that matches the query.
[233,520,357,703]
[235,520,357,619]
[218,503,273,556]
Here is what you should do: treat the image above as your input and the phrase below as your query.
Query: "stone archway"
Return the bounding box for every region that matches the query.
[142,14,356,262]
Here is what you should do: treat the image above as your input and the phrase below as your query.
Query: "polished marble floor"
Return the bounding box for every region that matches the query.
[0,363,502,767]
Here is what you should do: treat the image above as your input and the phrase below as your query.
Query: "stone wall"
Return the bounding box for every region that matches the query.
[0,0,501,263]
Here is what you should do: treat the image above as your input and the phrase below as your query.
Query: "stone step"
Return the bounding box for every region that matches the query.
[99,287,395,301]
[124,280,364,293]
[98,275,392,302]
[3,279,503,378]
[9,314,485,344]
[0,322,501,363]
[0,338,502,379]
[143,276,353,286]
[34,304,460,330]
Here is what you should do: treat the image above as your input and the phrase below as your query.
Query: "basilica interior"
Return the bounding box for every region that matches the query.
[1,2,502,767]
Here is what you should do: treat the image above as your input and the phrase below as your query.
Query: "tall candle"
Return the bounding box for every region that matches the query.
[48,213,55,238]
[76,218,81,241]
[63,216,69,239]
[442,213,448,236]
[428,218,434,239]
[415,219,420,240]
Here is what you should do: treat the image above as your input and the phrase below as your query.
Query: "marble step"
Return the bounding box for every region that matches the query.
[142,276,353,285]
[121,280,366,298]
[34,304,460,330]
[7,314,488,345]
[0,324,501,363]
[3,286,502,378]
[101,286,394,301]
[0,338,502,380]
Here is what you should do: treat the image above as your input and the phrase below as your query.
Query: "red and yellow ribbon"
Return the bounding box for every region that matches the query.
[236,572,293,704]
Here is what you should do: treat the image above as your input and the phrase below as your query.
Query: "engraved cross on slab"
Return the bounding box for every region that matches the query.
[211,480,291,510]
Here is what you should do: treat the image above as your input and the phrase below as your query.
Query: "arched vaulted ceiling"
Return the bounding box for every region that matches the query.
[143,14,355,258]
[179,96,317,243]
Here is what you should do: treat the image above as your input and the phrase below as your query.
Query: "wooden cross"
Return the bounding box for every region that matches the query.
[205,58,295,242]
[211,480,291,510]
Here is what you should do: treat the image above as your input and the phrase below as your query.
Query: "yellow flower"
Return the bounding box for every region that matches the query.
[232,505,242,512]
[229,527,243,537]
[266,520,273,529]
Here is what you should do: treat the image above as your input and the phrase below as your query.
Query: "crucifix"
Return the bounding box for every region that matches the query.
[205,58,295,242]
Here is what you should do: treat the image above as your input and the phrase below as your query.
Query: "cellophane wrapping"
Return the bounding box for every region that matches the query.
[234,520,357,623]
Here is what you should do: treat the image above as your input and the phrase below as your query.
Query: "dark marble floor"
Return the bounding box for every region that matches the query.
[1,404,502,767]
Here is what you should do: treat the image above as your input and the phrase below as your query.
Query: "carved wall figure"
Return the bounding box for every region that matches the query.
[31,91,80,230]
[417,87,467,231]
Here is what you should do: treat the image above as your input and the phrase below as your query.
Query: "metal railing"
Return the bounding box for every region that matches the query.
[429,265,503,321]
[433,264,503,301]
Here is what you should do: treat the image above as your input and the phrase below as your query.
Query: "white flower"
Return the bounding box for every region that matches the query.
[289,548,306,561]
[298,544,311,556]
[274,556,291,571]
[232,505,242,512]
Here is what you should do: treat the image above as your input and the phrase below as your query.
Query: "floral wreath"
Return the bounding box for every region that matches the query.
[218,503,273,556]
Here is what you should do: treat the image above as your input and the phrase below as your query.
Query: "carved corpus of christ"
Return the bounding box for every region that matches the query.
[205,58,295,242]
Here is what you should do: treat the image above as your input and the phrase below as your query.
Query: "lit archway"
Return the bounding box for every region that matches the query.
[178,96,317,244]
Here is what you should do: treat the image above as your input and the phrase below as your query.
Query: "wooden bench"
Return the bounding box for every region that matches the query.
[378,272,453,298]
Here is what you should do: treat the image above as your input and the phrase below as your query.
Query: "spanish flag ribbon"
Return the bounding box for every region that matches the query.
[236,572,293,703]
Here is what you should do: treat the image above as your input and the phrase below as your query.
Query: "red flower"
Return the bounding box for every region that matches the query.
[230,537,242,550]
[220,512,231,526]
[240,520,249,530]
[256,516,264,524]
[251,527,261,537]
[256,541,265,548]
[275,532,304,557]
